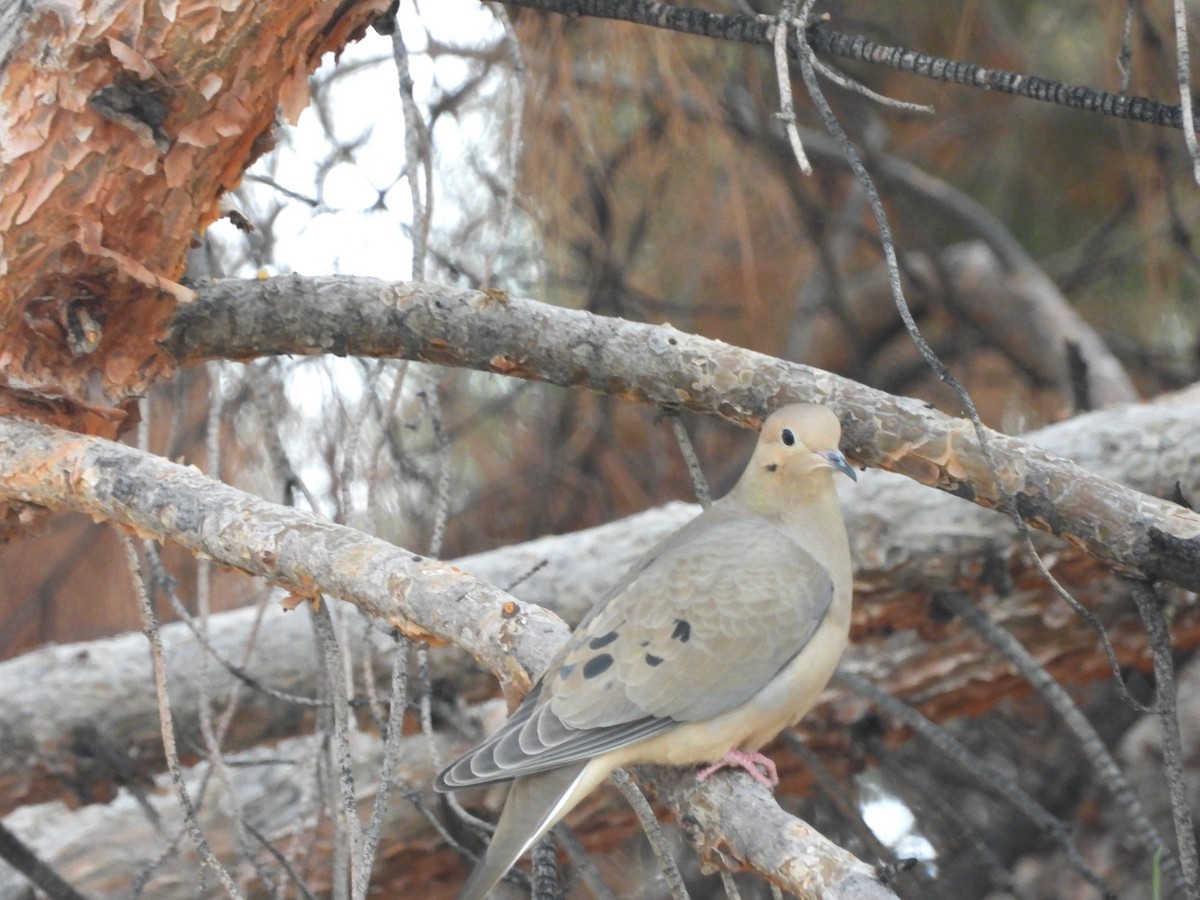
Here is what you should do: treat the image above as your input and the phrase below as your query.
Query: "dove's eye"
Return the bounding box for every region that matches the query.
[781,428,796,446]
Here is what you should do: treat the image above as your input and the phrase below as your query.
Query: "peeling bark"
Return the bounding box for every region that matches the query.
[0,0,389,432]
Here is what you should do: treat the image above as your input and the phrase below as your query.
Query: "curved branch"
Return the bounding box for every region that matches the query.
[0,417,568,697]
[166,276,1200,592]
[3,397,1200,899]
[4,397,1199,815]
[0,419,891,900]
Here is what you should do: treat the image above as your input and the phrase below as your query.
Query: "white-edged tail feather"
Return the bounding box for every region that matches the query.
[456,761,592,900]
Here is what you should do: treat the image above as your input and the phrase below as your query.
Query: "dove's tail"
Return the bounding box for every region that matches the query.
[457,761,592,900]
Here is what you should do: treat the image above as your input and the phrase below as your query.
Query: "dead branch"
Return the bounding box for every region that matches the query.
[166,276,1200,592]
[0,395,1197,812]
[491,0,1187,129]
[0,419,893,898]
[0,417,567,697]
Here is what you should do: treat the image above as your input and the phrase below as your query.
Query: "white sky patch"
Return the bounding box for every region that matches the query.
[205,0,514,523]
[862,795,914,845]
[214,0,505,283]
[862,793,937,868]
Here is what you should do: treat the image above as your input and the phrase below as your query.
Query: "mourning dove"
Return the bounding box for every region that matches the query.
[436,404,856,899]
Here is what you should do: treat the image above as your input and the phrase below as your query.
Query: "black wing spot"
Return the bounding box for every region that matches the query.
[588,631,619,650]
[781,427,796,446]
[558,663,576,680]
[766,463,778,472]
[645,653,664,667]
[583,653,614,679]
[671,619,691,643]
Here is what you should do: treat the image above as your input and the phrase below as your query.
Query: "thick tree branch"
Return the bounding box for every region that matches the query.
[0,719,898,899]
[167,276,1200,592]
[0,421,891,899]
[0,417,568,697]
[2,391,1198,816]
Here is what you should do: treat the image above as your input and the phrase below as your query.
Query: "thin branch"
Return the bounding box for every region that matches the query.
[1130,580,1200,899]
[838,671,1114,897]
[771,3,811,175]
[667,414,710,508]
[531,835,563,899]
[493,0,1193,129]
[354,633,411,896]
[0,822,88,900]
[391,30,434,279]
[780,734,902,875]
[243,821,320,900]
[865,733,1027,900]
[310,601,362,900]
[1117,0,1136,92]
[611,769,690,900]
[1172,0,1200,183]
[810,54,934,115]
[556,826,618,900]
[941,591,1178,891]
[122,536,245,899]
[481,3,526,287]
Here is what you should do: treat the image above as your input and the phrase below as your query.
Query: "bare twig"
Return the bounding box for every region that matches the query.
[122,536,245,899]
[781,733,900,872]
[311,601,361,900]
[531,835,563,899]
[810,54,933,114]
[1117,0,1136,92]
[243,820,320,900]
[354,632,412,899]
[611,769,691,900]
[839,671,1114,897]
[667,414,711,508]
[1172,0,1200,183]
[391,30,434,278]
[1130,580,1200,898]
[771,2,811,175]
[481,4,526,286]
[0,822,88,900]
[943,591,1178,891]
[865,735,1026,900]
[556,826,618,900]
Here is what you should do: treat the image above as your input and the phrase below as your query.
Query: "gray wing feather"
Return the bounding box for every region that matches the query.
[435,499,834,790]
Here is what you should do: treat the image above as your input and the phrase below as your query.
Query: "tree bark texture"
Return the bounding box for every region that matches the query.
[167,276,1200,592]
[0,390,1195,811]
[0,0,389,434]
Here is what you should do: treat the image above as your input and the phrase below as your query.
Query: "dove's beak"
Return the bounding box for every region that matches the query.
[819,449,857,482]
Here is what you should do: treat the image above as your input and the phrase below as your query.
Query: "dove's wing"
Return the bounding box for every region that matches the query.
[437,499,835,788]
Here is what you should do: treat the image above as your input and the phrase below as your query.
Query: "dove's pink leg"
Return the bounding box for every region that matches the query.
[696,750,778,788]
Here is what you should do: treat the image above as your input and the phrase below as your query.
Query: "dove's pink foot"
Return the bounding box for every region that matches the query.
[696,750,779,788]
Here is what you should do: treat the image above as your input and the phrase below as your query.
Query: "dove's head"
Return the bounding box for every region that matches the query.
[734,404,856,505]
